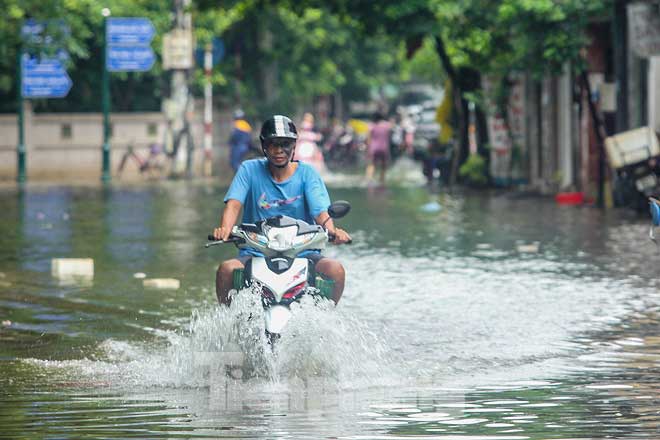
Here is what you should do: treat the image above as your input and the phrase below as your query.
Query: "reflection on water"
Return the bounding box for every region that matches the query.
[0,181,659,438]
[106,190,155,267]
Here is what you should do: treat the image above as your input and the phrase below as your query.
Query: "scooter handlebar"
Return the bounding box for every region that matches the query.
[328,232,352,244]
[205,235,245,248]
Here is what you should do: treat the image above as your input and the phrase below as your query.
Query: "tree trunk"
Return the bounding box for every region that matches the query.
[580,71,609,208]
[434,35,489,184]
[434,35,465,185]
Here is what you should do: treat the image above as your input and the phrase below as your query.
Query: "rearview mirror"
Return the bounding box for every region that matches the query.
[328,200,351,219]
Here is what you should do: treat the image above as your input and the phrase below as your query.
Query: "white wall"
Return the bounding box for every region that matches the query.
[0,104,235,181]
[650,56,660,133]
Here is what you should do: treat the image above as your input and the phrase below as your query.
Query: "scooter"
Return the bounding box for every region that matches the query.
[206,201,351,342]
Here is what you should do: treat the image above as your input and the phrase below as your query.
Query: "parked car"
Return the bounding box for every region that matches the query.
[411,105,441,151]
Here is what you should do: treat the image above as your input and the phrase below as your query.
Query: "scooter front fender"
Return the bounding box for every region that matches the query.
[264,305,292,335]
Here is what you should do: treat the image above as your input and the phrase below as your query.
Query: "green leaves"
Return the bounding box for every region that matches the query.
[0,0,612,115]
[428,0,610,80]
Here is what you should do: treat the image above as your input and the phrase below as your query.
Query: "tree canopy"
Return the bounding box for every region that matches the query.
[0,0,611,117]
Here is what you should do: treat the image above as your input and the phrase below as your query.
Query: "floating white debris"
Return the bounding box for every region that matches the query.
[585,384,633,390]
[420,201,442,213]
[437,418,489,425]
[143,278,180,289]
[133,272,147,279]
[1,320,11,327]
[516,243,540,253]
[51,258,94,279]
[486,423,515,428]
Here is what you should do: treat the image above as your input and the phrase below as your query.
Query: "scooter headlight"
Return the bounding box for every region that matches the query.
[292,233,316,247]
[248,232,268,245]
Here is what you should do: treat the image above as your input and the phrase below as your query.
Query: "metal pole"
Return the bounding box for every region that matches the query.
[613,0,628,133]
[203,43,213,177]
[101,12,111,183]
[468,101,477,155]
[17,48,26,183]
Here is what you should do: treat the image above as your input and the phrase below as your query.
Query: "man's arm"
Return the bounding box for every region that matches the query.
[213,199,242,241]
[315,212,351,244]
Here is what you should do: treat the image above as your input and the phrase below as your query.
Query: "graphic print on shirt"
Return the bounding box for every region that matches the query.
[258,192,302,210]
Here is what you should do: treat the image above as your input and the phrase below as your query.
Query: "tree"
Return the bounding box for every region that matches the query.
[0,0,171,112]
[304,0,611,177]
[193,1,405,119]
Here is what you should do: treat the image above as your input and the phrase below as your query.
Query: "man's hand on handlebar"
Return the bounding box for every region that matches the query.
[213,226,232,241]
[331,227,352,244]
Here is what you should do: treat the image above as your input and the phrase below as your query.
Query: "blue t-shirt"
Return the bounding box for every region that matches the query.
[224,158,331,256]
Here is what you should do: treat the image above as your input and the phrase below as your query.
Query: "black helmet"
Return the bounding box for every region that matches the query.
[259,115,298,145]
[260,115,298,168]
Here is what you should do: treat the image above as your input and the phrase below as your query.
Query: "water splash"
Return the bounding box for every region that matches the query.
[26,286,399,390]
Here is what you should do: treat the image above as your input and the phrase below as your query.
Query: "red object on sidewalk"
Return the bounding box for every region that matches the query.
[555,192,584,205]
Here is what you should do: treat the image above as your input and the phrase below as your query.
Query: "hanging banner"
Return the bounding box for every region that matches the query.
[482,76,511,185]
[482,75,526,185]
[163,29,194,70]
[508,76,526,182]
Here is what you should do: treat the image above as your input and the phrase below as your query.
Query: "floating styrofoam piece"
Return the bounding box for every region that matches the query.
[143,278,180,289]
[133,272,147,279]
[420,201,442,213]
[51,258,94,279]
[516,243,540,253]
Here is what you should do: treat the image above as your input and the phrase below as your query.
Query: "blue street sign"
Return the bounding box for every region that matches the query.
[21,19,69,46]
[21,20,45,40]
[107,45,155,72]
[22,55,66,74]
[195,37,225,67]
[21,55,72,98]
[107,18,155,45]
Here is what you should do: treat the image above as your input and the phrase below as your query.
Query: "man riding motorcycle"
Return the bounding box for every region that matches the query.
[213,115,351,306]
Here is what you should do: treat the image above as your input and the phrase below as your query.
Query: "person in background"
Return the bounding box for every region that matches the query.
[366,112,392,185]
[296,112,326,173]
[229,109,252,173]
[402,114,416,155]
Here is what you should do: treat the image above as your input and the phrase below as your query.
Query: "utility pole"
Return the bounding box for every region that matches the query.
[101,8,111,183]
[613,0,628,133]
[202,43,213,177]
[16,48,25,183]
[164,0,194,178]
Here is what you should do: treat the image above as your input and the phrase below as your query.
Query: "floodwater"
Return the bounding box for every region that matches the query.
[1,172,659,439]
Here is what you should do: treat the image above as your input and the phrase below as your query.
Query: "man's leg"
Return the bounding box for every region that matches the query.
[378,154,387,184]
[216,259,245,305]
[365,162,375,181]
[315,258,346,304]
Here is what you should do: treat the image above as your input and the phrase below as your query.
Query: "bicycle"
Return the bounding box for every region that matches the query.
[116,143,168,180]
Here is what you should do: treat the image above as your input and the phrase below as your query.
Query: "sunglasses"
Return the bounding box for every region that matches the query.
[266,139,296,152]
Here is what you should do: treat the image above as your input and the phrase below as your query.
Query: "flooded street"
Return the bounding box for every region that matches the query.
[1,178,660,439]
